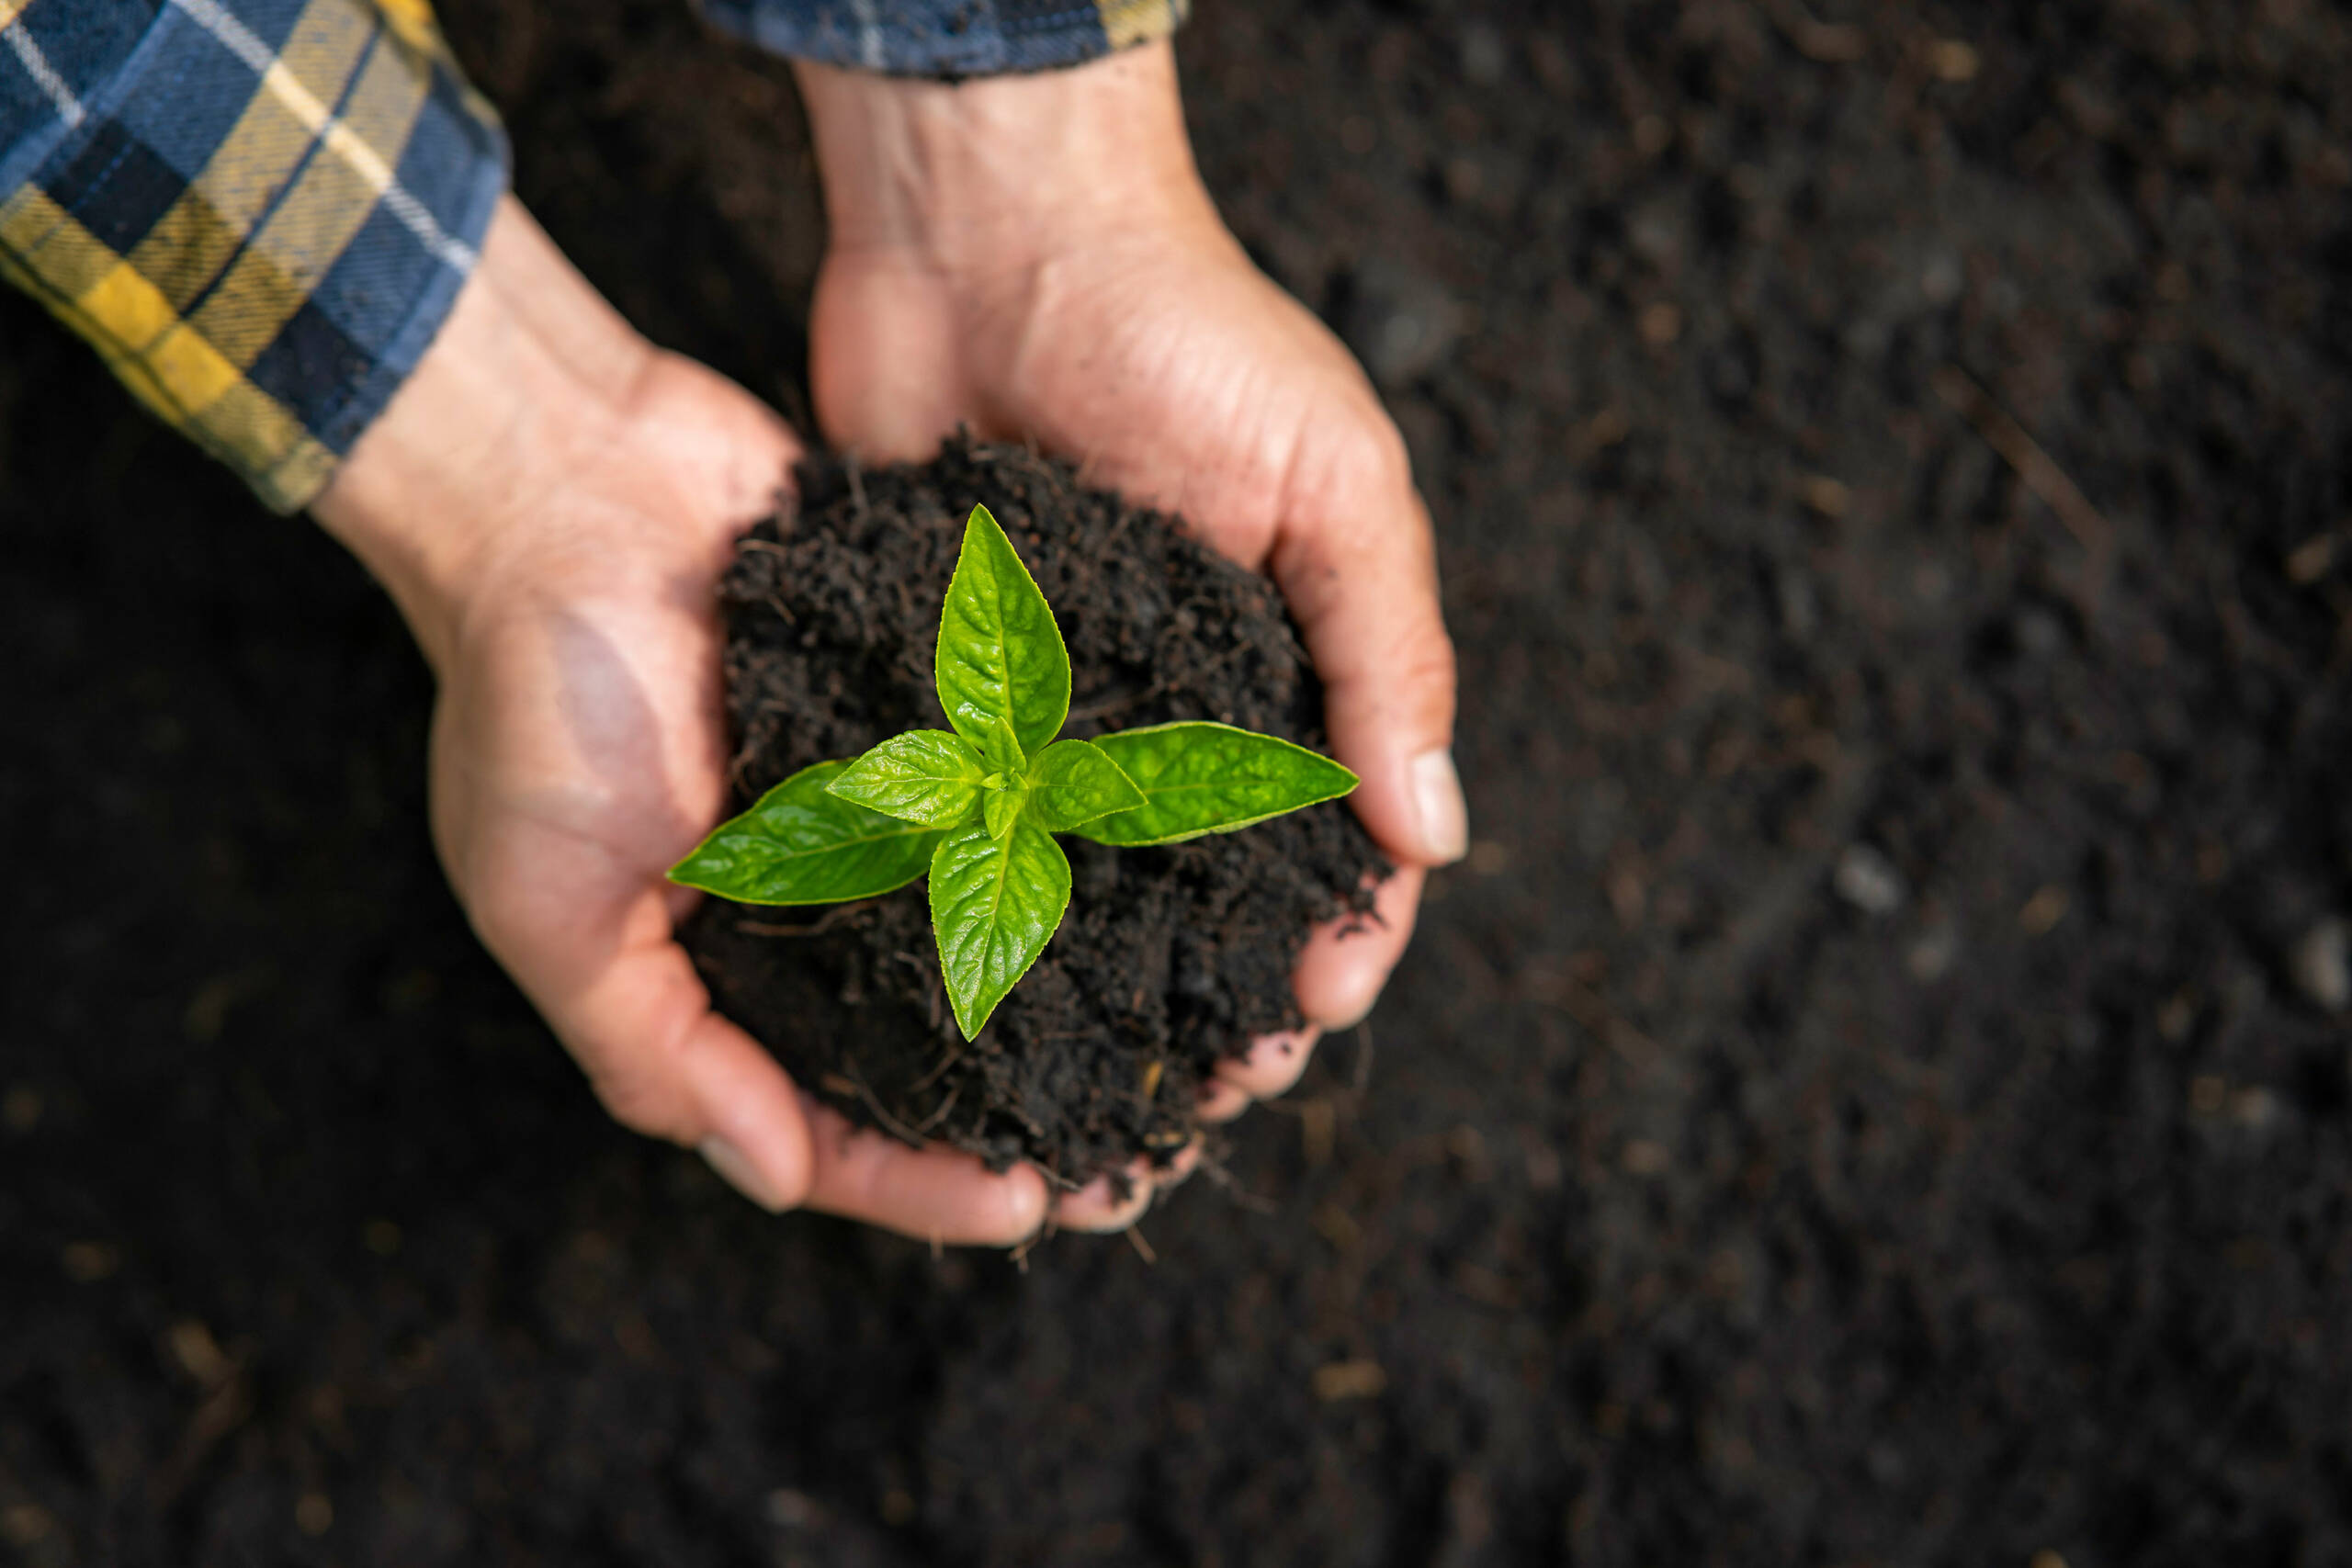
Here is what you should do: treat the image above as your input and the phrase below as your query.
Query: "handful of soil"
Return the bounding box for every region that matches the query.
[680,437,1388,1188]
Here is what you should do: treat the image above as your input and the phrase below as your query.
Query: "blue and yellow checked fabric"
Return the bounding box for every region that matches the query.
[0,0,1186,513]
[0,0,506,512]
[702,0,1188,76]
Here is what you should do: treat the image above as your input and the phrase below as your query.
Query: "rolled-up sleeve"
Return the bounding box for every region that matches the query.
[0,0,506,513]
[700,0,1188,77]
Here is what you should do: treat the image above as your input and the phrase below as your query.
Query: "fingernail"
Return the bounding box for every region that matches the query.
[699,1135,787,1213]
[1409,749,1469,863]
[1060,1174,1150,1234]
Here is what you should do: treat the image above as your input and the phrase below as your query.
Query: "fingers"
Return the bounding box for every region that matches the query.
[1053,1145,1199,1234]
[808,259,977,462]
[1197,867,1424,1122]
[796,1098,1051,1244]
[499,882,821,1209]
[477,866,1046,1244]
[560,938,1051,1245]
[1292,866,1426,1028]
[1195,1075,1255,1124]
[1267,422,1465,869]
[1213,1025,1322,1105]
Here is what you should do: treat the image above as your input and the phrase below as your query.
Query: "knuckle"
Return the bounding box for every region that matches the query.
[1399,621,1459,684]
[1366,622,1458,719]
[1318,416,1415,508]
[585,1063,687,1142]
[578,1010,707,1147]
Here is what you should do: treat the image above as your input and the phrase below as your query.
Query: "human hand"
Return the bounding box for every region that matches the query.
[796,42,1464,1213]
[311,197,1069,1244]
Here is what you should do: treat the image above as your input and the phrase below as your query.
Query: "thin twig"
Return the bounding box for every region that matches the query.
[725,746,758,796]
[1004,1099,1051,1144]
[1125,1226,1159,1265]
[1008,1224,1046,1269]
[1351,1021,1377,1099]
[725,539,797,625]
[1194,1147,1279,1213]
[909,1039,965,1092]
[913,1084,961,1135]
[841,1062,927,1147]
[1767,0,1867,62]
[1932,364,2111,554]
[737,899,878,939]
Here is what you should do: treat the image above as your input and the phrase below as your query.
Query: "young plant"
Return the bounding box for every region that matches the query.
[671,503,1359,1038]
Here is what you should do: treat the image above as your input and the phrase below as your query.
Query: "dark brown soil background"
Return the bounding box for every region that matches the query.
[684,440,1385,1183]
[4,1,2348,1563]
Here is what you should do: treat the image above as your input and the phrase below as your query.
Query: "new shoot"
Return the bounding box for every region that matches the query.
[671,504,1359,1038]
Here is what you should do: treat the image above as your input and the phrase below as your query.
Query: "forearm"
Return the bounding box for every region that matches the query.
[793,40,1224,267]
[310,197,657,675]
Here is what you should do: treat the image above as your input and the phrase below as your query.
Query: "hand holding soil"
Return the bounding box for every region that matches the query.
[311,197,1054,1245]
[798,40,1463,1119]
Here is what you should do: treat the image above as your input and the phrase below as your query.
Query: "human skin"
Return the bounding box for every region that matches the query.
[309,40,1461,1242]
[797,41,1464,1161]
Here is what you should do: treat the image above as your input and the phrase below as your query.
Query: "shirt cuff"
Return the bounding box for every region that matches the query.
[700,0,1188,76]
[0,0,507,513]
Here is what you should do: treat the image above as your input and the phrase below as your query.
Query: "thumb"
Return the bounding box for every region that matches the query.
[507,888,822,1212]
[808,258,978,462]
[1269,423,1465,868]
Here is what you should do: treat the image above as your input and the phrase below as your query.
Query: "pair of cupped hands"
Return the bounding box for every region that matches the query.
[311,44,1462,1243]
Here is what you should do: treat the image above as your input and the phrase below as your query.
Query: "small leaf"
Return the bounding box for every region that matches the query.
[1026,739,1147,831]
[983,780,1027,840]
[929,818,1071,1038]
[981,713,1026,776]
[934,504,1070,756]
[1076,722,1360,846]
[670,761,943,904]
[825,729,985,828]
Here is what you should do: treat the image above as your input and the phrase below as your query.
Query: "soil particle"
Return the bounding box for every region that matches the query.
[2290,917,2351,1013]
[682,437,1386,1183]
[1340,257,1466,388]
[1832,843,1905,915]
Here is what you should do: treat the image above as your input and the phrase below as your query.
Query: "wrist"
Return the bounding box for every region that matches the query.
[794,41,1226,275]
[310,197,658,673]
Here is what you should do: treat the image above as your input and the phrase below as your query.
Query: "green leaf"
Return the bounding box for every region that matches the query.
[934,503,1070,756]
[929,818,1071,1038]
[825,729,985,828]
[669,761,943,904]
[1025,739,1147,832]
[982,779,1027,840]
[1075,722,1360,847]
[981,713,1025,776]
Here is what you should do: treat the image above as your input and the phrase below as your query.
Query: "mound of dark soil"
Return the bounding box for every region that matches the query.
[682,438,1386,1184]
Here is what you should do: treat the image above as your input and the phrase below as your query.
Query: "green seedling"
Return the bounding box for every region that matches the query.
[671,503,1359,1038]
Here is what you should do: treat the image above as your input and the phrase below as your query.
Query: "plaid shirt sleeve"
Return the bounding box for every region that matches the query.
[3,0,1181,513]
[0,0,506,513]
[700,0,1189,76]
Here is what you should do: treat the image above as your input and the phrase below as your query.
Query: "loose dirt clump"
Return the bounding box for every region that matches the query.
[683,437,1386,1184]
